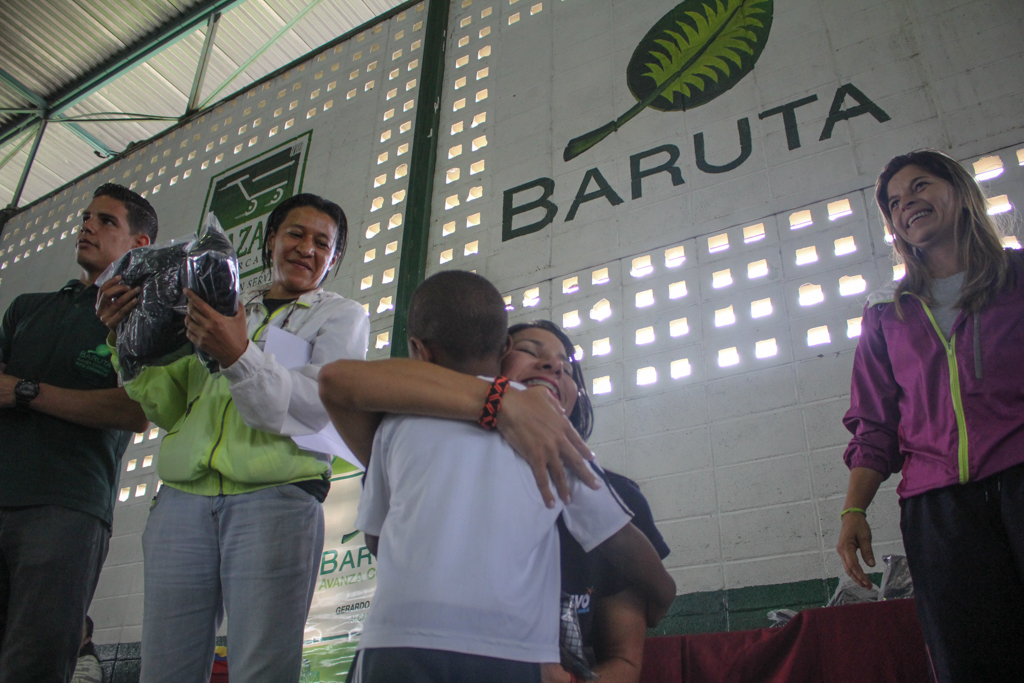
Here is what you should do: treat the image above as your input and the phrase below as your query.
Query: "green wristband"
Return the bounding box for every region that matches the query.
[841,507,866,519]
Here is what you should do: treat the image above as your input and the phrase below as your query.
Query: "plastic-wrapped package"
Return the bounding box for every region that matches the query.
[826,575,880,607]
[97,237,191,382]
[879,554,914,600]
[767,608,798,627]
[559,593,599,680]
[96,213,240,382]
[186,213,239,373]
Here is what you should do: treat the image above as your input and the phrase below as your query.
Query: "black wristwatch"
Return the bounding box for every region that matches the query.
[14,379,40,411]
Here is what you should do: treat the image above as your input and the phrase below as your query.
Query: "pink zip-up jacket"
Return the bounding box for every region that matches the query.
[843,250,1024,499]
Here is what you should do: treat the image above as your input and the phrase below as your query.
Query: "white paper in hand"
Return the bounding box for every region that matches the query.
[263,326,365,471]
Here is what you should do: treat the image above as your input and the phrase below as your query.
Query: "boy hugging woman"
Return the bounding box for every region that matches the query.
[321,271,674,683]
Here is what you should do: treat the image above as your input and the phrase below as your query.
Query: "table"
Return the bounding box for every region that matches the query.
[639,599,932,682]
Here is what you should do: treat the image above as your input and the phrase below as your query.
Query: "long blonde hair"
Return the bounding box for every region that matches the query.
[875,150,1014,317]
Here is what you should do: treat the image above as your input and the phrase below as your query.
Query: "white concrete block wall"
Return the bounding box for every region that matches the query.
[488,154,1022,593]
[1,0,1022,648]
[425,0,1024,597]
[0,2,429,644]
[89,428,163,644]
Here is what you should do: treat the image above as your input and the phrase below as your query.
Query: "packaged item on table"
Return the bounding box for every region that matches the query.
[827,575,880,607]
[879,555,914,600]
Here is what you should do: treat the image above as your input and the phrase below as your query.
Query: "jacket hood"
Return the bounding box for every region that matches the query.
[867,279,900,307]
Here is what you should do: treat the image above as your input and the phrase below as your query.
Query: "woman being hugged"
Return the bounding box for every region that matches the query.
[319,318,674,683]
[502,322,671,683]
[837,150,1024,682]
[98,194,369,683]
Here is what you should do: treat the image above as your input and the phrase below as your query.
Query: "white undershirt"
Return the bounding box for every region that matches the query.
[930,271,965,338]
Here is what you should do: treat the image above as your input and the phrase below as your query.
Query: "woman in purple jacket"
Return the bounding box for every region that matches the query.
[837,149,1023,683]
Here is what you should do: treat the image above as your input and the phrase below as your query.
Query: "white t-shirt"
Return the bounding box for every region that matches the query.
[355,410,632,662]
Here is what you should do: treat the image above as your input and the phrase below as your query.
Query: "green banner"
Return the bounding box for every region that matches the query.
[302,473,377,681]
[200,131,312,290]
[300,641,359,682]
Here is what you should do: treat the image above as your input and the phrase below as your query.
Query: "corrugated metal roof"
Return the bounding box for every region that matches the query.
[0,0,407,208]
[0,0,200,107]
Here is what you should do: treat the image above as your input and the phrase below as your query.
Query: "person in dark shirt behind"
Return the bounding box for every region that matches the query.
[0,184,153,683]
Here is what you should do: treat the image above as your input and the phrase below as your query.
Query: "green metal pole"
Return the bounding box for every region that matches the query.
[62,122,116,156]
[187,12,222,114]
[390,0,450,358]
[0,67,114,157]
[196,0,328,111]
[9,120,46,208]
[0,125,39,175]
[0,68,46,107]
[0,206,15,241]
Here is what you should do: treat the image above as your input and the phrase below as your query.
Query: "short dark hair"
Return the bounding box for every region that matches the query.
[509,320,593,441]
[261,194,348,280]
[93,183,158,241]
[408,271,508,362]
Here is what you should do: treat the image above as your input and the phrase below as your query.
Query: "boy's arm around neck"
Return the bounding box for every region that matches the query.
[319,358,489,416]
[316,358,597,504]
[596,523,677,627]
[318,358,489,466]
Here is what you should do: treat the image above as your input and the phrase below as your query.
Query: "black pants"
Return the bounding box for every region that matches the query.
[347,647,542,683]
[901,463,1024,683]
[0,505,110,683]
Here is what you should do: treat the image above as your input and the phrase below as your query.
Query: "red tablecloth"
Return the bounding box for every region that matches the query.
[640,600,932,683]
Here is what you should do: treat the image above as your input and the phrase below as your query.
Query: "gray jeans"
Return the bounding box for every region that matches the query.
[0,505,110,683]
[139,485,324,683]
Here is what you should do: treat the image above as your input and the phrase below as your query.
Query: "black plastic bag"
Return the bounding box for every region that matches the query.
[879,555,914,600]
[98,238,191,382]
[826,575,880,607]
[186,213,239,373]
[97,213,240,382]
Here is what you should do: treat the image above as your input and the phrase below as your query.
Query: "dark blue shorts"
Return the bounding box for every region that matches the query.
[347,647,542,683]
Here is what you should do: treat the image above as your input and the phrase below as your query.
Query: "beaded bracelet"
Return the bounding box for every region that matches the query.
[841,507,867,519]
[478,376,511,430]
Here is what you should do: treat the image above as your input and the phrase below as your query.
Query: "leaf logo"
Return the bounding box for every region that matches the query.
[563,0,774,161]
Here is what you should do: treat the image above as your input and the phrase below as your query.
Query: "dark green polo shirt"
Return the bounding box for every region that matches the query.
[0,280,131,526]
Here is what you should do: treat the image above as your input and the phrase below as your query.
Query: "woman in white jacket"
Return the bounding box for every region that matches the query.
[98,194,369,683]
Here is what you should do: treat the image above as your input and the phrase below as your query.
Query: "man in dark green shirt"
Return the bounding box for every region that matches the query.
[0,184,156,683]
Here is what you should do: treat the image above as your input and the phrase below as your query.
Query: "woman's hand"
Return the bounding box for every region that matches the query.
[183,289,249,368]
[96,275,140,333]
[498,386,598,508]
[837,512,875,589]
[835,467,884,589]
